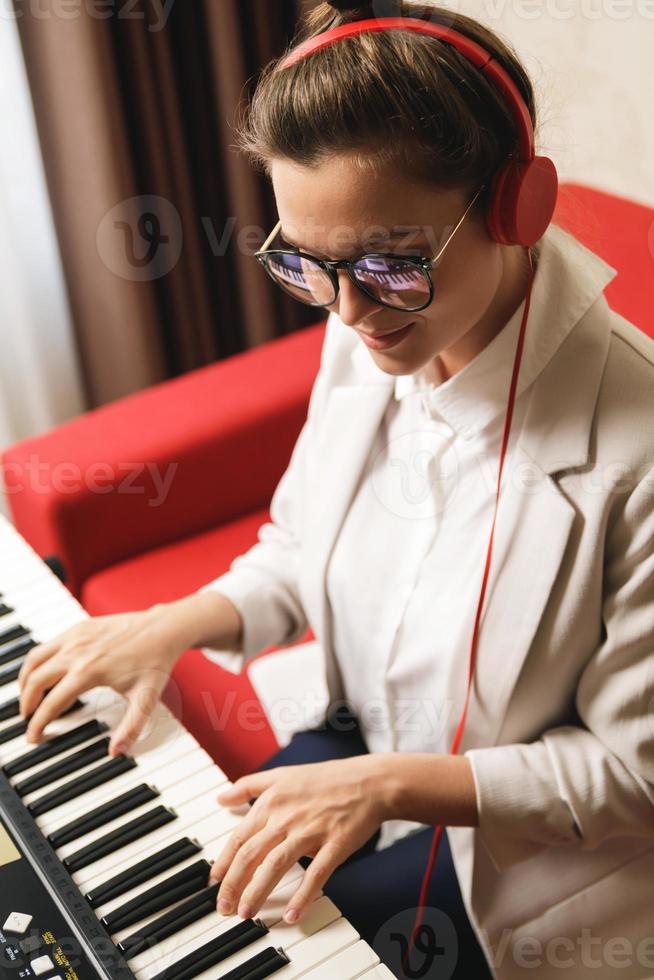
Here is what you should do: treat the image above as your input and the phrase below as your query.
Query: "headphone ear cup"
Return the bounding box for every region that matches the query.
[486,156,558,246]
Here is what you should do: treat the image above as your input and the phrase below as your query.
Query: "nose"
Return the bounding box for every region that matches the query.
[334,269,383,326]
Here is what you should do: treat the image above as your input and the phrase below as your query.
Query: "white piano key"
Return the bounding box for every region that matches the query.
[300,938,379,979]
[263,916,362,979]
[93,815,299,926]
[55,767,226,861]
[36,757,217,836]
[131,867,307,978]
[23,733,205,827]
[358,966,397,978]
[80,800,249,895]
[73,799,246,888]
[0,705,98,765]
[5,731,109,781]
[0,682,22,710]
[187,896,342,980]
[133,880,328,980]
[19,747,116,808]
[94,848,213,921]
[38,743,217,834]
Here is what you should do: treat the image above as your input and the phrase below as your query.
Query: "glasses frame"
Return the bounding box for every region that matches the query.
[254,184,484,313]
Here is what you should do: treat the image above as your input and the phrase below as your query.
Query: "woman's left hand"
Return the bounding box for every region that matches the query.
[209,755,392,925]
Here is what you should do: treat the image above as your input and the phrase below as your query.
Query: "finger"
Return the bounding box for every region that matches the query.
[18,642,58,690]
[215,828,285,917]
[216,771,277,807]
[282,841,343,924]
[209,807,266,886]
[25,674,87,743]
[109,685,158,757]
[19,659,68,721]
[239,840,301,919]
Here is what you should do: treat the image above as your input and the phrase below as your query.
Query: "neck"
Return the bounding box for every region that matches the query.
[424,244,533,385]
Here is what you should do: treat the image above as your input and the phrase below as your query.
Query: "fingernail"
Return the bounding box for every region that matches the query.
[218,900,232,915]
[237,904,252,919]
[284,908,299,924]
[112,742,125,757]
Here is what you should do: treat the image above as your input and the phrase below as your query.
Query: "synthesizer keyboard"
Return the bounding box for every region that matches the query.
[0,514,395,980]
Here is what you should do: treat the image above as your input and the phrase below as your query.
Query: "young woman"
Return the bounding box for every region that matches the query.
[18,3,654,978]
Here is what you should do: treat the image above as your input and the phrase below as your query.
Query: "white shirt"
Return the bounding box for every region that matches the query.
[326,256,574,847]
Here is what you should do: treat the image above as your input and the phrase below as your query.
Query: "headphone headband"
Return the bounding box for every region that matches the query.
[276,19,534,161]
[274,16,558,246]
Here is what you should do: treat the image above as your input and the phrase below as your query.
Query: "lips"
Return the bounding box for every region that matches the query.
[362,322,415,339]
[357,321,416,351]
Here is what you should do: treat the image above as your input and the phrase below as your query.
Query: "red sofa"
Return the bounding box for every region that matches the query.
[2,182,652,780]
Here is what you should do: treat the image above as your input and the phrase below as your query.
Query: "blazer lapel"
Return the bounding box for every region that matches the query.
[459,246,615,750]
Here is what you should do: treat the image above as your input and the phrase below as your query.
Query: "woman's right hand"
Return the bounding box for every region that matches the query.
[18,603,191,757]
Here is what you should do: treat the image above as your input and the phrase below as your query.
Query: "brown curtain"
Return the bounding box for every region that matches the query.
[14,0,321,408]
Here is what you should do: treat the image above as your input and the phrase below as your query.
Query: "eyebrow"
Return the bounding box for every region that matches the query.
[279,229,428,258]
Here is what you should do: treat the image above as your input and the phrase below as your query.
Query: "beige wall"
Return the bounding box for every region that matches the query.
[461,0,654,207]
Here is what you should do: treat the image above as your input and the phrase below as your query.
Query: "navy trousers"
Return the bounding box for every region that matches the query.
[257,704,493,979]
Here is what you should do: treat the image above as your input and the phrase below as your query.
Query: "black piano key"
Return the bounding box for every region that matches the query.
[5,720,109,777]
[149,918,269,980]
[28,754,137,818]
[85,837,202,909]
[64,805,177,874]
[0,695,84,724]
[48,783,160,849]
[0,698,84,745]
[15,736,110,797]
[101,858,211,933]
[0,660,24,687]
[217,947,291,980]
[0,638,37,667]
[0,697,20,722]
[118,883,220,958]
[0,603,14,618]
[0,718,28,745]
[0,624,29,646]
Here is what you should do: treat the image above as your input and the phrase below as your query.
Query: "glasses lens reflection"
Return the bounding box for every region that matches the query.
[267,253,335,305]
[265,252,431,311]
[351,256,431,310]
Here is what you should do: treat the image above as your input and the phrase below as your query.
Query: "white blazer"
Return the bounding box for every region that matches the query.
[203,222,654,979]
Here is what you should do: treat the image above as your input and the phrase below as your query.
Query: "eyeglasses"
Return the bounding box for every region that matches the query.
[254,185,483,314]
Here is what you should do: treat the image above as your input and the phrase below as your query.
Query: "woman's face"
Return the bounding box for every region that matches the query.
[270,153,531,382]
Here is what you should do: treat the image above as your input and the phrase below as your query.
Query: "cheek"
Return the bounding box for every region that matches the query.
[426,245,503,326]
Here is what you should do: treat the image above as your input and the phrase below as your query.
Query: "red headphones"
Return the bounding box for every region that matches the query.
[275,17,558,247]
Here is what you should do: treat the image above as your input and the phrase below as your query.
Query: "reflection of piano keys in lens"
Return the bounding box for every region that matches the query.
[354,257,430,307]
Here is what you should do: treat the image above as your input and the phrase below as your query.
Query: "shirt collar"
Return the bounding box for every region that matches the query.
[393,289,532,437]
[390,223,618,438]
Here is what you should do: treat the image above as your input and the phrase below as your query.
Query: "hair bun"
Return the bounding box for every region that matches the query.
[327,1,368,10]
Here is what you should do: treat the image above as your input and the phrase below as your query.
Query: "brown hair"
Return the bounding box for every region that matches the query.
[233,1,538,217]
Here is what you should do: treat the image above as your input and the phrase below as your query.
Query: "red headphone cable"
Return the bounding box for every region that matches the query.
[404,244,537,971]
